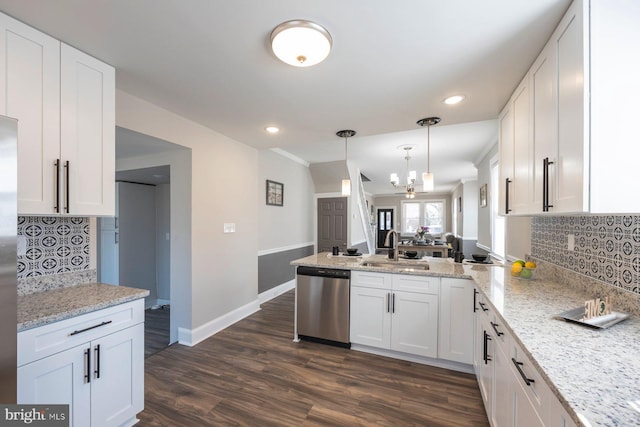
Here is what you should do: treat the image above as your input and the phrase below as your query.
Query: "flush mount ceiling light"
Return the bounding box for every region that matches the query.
[443,95,465,105]
[337,130,356,196]
[390,146,419,199]
[417,116,441,192]
[265,126,280,134]
[270,20,332,67]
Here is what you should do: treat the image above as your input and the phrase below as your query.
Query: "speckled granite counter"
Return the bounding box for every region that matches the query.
[292,253,640,427]
[18,283,149,332]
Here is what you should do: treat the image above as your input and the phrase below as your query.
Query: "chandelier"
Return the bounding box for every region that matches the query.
[390,146,419,199]
[337,130,356,196]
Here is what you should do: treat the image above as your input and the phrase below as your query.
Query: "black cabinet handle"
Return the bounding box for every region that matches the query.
[69,320,112,336]
[94,344,101,379]
[543,157,554,212]
[392,293,396,313]
[473,289,479,312]
[84,348,91,384]
[490,321,504,336]
[478,302,489,312]
[505,178,513,214]
[483,331,492,364]
[512,358,535,386]
[387,293,390,313]
[54,160,60,213]
[64,160,70,213]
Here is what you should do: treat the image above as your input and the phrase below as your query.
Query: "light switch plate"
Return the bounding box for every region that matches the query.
[224,223,236,233]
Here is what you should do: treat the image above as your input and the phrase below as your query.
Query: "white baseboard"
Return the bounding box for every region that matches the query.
[178,299,261,347]
[258,279,295,304]
[350,344,474,374]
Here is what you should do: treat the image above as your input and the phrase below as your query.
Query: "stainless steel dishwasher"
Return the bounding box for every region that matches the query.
[296,266,350,347]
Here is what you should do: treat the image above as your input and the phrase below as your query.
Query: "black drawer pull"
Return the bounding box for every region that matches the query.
[69,320,112,336]
[478,302,489,312]
[490,321,504,336]
[473,289,479,312]
[483,330,492,364]
[84,348,91,384]
[512,358,535,386]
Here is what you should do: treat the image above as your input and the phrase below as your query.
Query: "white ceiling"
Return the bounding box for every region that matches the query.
[0,0,572,194]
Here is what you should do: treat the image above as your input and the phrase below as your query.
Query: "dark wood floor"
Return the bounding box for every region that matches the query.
[144,306,170,359]
[139,291,489,426]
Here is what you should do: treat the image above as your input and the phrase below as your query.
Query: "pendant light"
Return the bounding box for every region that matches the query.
[270,20,333,67]
[337,130,356,196]
[417,117,441,192]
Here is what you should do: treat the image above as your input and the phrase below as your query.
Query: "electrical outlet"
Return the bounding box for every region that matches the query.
[567,234,575,251]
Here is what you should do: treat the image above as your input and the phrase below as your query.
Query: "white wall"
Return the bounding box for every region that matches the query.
[476,145,498,249]
[462,180,479,239]
[116,89,259,341]
[258,149,314,251]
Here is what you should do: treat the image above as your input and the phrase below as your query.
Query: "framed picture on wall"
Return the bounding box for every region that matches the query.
[480,184,488,208]
[266,180,284,206]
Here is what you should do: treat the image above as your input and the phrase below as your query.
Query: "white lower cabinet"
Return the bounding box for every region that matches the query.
[18,300,144,427]
[438,278,474,364]
[350,271,439,358]
[473,286,576,427]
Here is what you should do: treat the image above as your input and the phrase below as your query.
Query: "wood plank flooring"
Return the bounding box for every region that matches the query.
[139,290,489,426]
[144,306,170,358]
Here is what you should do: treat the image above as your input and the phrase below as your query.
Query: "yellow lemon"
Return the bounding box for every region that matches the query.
[511,263,523,274]
[511,269,521,277]
[525,261,537,269]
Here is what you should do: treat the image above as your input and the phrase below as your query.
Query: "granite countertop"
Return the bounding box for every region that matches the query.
[291,252,474,278]
[18,283,150,332]
[292,252,639,427]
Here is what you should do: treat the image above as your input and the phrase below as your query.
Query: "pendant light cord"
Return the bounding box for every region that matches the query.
[427,124,431,174]
[344,136,348,179]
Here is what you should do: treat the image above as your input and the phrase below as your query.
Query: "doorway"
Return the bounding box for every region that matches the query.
[376,207,394,249]
[98,166,171,357]
[317,197,347,252]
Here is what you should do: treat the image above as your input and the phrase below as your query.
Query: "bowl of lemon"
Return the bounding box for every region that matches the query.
[511,259,537,280]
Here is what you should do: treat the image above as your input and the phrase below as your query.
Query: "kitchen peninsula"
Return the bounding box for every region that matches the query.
[291,253,640,427]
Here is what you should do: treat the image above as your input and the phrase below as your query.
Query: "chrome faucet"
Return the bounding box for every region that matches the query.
[384,229,399,261]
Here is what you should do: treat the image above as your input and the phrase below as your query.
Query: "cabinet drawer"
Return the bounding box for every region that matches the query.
[509,339,551,417]
[392,274,439,295]
[351,270,392,290]
[18,299,144,366]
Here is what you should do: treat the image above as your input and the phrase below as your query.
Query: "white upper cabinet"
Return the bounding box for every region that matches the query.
[499,77,532,215]
[0,13,60,214]
[506,0,640,214]
[0,12,115,216]
[61,43,115,216]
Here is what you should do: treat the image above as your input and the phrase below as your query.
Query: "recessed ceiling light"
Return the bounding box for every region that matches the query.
[265,126,280,134]
[443,95,465,105]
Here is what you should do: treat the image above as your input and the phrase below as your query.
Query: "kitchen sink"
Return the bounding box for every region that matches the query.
[359,261,429,271]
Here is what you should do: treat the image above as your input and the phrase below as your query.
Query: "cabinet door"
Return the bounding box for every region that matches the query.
[0,12,61,214]
[390,291,438,357]
[350,286,391,348]
[492,340,513,427]
[439,278,474,364]
[60,43,115,216]
[512,377,545,427]
[476,323,494,420]
[18,344,91,427]
[555,1,587,212]
[91,324,144,427]
[498,106,514,216]
[531,42,557,212]
[511,79,532,214]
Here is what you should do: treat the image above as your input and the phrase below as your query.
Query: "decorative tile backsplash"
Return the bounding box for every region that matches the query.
[532,215,640,294]
[17,216,90,278]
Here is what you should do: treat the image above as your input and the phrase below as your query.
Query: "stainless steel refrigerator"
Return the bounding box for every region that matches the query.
[0,115,17,403]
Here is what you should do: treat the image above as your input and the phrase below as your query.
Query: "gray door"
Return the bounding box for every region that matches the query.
[317,197,347,253]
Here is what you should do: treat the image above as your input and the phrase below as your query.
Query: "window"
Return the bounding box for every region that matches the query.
[401,200,445,235]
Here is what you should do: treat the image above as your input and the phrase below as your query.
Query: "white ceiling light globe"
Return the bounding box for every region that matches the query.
[271,20,332,67]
